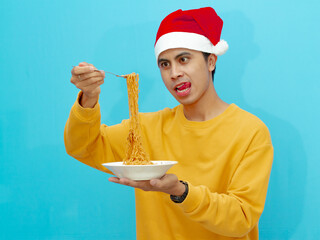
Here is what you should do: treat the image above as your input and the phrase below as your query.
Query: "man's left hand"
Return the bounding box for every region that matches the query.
[108,174,185,196]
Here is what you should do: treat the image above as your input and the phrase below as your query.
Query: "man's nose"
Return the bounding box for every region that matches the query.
[170,63,183,80]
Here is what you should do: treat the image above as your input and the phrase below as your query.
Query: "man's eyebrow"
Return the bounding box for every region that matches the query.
[158,58,167,65]
[175,52,191,59]
[158,52,192,65]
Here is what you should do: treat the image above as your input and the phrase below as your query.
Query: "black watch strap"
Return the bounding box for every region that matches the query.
[170,180,189,203]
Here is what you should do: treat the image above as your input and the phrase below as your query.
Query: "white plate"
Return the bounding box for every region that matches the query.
[102,161,178,181]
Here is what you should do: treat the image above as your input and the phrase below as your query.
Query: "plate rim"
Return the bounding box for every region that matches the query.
[102,160,178,167]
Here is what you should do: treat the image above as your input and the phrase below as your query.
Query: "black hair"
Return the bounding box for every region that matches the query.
[202,52,216,83]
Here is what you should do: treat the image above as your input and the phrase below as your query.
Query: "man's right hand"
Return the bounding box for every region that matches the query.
[71,62,105,108]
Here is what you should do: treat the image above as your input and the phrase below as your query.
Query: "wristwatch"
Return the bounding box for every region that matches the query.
[170,180,189,203]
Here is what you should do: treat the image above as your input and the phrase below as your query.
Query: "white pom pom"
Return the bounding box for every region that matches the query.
[213,39,229,56]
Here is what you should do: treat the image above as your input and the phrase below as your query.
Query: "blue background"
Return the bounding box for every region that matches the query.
[1,0,319,239]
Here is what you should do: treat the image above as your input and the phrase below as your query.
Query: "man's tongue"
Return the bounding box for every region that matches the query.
[177,82,191,91]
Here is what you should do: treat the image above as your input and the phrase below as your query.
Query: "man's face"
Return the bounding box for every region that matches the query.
[157,48,216,106]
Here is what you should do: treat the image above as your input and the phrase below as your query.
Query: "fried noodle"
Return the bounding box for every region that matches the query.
[123,73,152,165]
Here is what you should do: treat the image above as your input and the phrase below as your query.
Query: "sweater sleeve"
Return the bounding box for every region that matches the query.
[179,125,274,237]
[64,92,129,173]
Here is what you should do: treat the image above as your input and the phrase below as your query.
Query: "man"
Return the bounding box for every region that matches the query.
[65,7,273,239]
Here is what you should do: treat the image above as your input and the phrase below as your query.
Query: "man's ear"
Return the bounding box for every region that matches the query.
[208,54,217,71]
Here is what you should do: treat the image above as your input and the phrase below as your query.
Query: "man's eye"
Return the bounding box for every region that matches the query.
[160,62,170,68]
[180,57,189,63]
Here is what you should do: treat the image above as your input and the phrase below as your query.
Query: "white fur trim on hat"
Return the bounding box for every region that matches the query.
[154,32,228,60]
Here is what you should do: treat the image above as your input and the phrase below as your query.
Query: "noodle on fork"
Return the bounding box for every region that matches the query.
[123,73,152,165]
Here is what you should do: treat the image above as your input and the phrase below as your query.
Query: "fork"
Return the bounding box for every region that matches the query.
[93,69,126,78]
[72,66,126,78]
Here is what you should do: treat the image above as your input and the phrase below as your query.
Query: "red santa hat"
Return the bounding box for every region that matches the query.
[154,7,228,60]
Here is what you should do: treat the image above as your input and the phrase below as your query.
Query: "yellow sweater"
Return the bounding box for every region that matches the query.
[64,93,273,240]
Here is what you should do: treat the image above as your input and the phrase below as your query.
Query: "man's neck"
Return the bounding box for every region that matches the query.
[182,85,229,122]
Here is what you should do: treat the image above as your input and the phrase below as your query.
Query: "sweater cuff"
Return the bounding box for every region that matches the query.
[72,91,100,122]
[179,182,203,213]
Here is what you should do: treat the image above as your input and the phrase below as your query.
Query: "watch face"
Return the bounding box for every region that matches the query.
[170,195,182,203]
